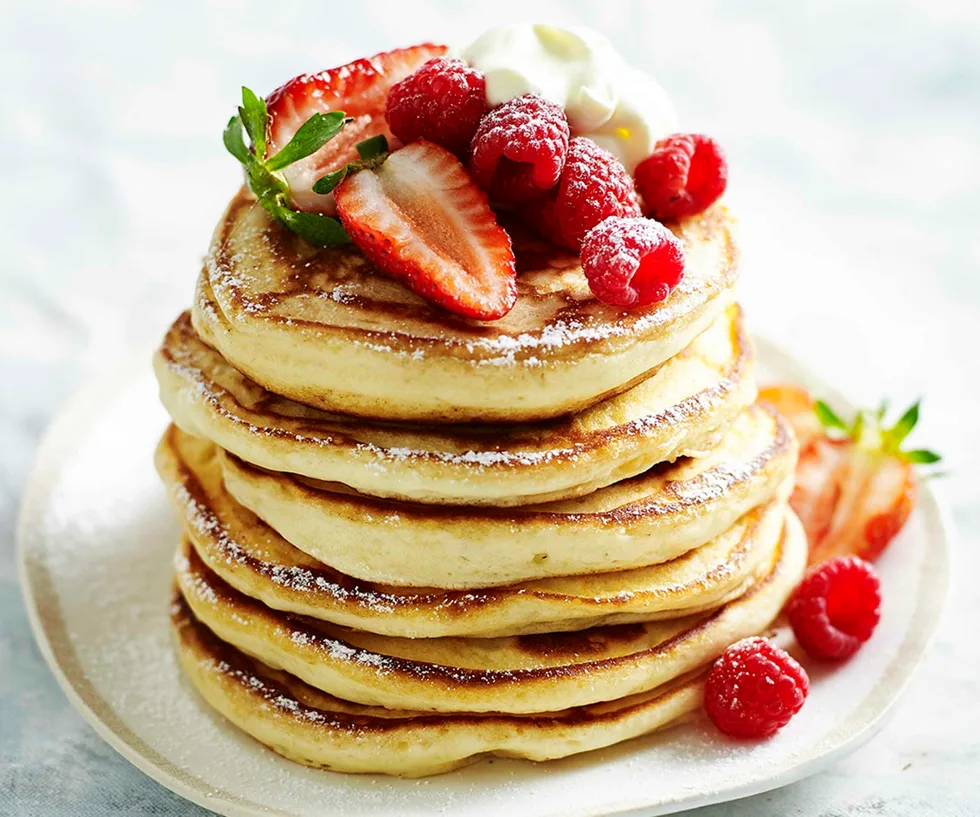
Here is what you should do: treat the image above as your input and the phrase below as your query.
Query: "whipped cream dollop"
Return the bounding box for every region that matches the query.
[459,24,678,172]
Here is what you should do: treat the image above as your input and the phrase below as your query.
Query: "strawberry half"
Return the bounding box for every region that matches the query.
[334,140,517,321]
[760,385,940,565]
[265,44,446,214]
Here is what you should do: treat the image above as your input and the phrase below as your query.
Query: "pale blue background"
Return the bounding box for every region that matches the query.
[2,0,979,814]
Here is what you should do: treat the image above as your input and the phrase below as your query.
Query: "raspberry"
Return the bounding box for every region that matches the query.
[704,637,809,739]
[469,94,570,203]
[385,58,489,157]
[635,133,728,220]
[787,556,881,661]
[581,217,685,308]
[522,137,642,250]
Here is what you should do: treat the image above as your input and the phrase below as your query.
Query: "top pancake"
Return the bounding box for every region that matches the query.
[193,191,739,422]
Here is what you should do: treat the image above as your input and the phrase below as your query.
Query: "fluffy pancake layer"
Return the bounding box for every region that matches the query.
[156,304,755,506]
[158,401,795,590]
[192,191,739,422]
[158,425,787,636]
[172,594,707,777]
[174,509,806,715]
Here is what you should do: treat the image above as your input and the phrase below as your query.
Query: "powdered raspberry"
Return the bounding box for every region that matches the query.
[522,137,641,250]
[635,133,728,220]
[469,94,570,203]
[581,217,685,308]
[787,556,881,661]
[704,637,809,739]
[385,58,489,157]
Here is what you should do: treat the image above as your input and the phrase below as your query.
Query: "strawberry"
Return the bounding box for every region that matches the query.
[265,44,446,214]
[334,139,517,321]
[760,383,824,451]
[760,385,940,565]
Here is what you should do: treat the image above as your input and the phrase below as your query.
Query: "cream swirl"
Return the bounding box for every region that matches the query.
[459,24,678,172]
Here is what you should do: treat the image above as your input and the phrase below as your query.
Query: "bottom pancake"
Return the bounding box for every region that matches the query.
[172,593,705,777]
[175,509,807,715]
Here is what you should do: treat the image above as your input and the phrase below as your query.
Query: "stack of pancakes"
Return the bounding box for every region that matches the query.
[154,192,804,776]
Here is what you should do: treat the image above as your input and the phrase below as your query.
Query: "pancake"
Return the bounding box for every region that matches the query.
[218,402,795,588]
[173,593,707,777]
[158,425,786,636]
[174,508,806,715]
[192,191,738,423]
[155,304,756,506]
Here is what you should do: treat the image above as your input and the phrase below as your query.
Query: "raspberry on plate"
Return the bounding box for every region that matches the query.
[704,637,809,739]
[385,57,489,157]
[469,94,570,203]
[521,137,642,250]
[788,556,882,661]
[635,133,728,220]
[581,217,685,308]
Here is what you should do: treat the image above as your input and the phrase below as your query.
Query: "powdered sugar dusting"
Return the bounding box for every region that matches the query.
[352,440,581,469]
[170,477,403,616]
[204,197,735,369]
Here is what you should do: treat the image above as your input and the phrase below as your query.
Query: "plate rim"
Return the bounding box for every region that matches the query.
[16,338,953,817]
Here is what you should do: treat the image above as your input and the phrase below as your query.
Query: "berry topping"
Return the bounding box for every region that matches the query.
[788,556,881,661]
[265,44,446,214]
[635,133,728,220]
[335,140,516,321]
[385,57,490,157]
[469,94,570,203]
[521,137,641,250]
[759,387,941,565]
[581,217,685,308]
[704,637,809,739]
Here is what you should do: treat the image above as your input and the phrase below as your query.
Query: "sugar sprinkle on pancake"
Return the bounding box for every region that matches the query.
[157,303,756,506]
[192,193,738,422]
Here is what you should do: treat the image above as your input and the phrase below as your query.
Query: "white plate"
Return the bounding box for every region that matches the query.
[17,338,950,817]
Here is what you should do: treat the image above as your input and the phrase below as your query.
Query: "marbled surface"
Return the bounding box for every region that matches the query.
[2,0,978,814]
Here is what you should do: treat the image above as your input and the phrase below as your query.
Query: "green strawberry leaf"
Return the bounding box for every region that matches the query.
[276,206,351,246]
[850,410,866,444]
[356,134,389,160]
[265,111,350,171]
[902,448,942,465]
[260,194,349,246]
[889,400,920,446]
[245,161,287,201]
[312,165,350,195]
[810,393,940,468]
[814,400,848,432]
[222,114,252,166]
[311,140,389,195]
[238,86,268,160]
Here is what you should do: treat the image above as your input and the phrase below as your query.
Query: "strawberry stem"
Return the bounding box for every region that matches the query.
[811,397,941,465]
[223,86,351,247]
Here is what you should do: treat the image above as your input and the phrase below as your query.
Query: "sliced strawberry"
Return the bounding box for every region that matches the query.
[334,140,517,321]
[759,383,824,452]
[790,436,849,547]
[811,448,917,564]
[266,44,446,214]
[761,384,935,565]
